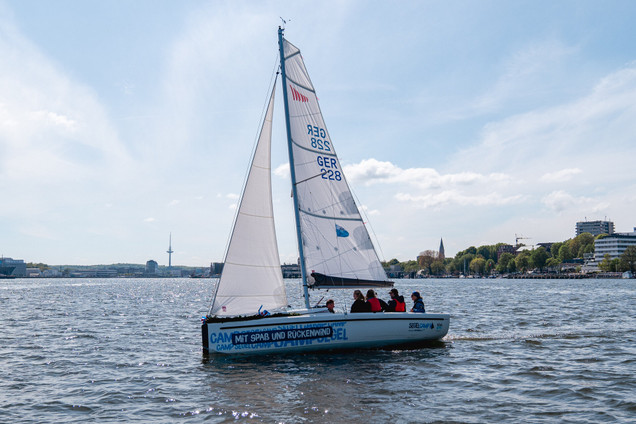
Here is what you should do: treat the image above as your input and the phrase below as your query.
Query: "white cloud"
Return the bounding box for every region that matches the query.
[540,168,582,183]
[541,190,609,214]
[0,11,132,206]
[344,158,509,189]
[274,163,290,178]
[395,191,524,209]
[462,63,636,174]
[359,204,380,216]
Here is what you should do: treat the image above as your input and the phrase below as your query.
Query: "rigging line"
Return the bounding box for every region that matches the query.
[218,53,280,265]
[313,295,325,307]
[291,137,337,157]
[209,53,280,315]
[218,58,279,266]
[294,170,327,186]
[289,110,323,119]
[300,209,363,222]
[238,210,276,219]
[286,75,315,93]
[223,261,282,269]
[284,49,301,61]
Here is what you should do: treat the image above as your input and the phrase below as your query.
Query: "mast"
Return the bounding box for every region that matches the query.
[278,27,311,309]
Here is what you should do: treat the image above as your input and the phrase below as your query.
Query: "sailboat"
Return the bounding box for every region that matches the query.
[201,28,450,354]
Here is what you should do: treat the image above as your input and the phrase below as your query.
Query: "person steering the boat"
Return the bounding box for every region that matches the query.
[351,290,370,313]
[410,291,426,313]
[386,288,406,312]
[366,289,389,312]
[326,299,335,313]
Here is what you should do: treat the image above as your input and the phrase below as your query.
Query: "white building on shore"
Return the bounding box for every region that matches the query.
[576,220,614,236]
[594,228,636,262]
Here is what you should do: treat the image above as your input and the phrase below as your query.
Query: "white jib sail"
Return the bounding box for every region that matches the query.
[282,38,387,283]
[209,86,287,316]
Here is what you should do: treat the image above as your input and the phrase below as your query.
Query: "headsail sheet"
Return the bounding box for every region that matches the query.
[209,86,287,316]
[282,38,390,288]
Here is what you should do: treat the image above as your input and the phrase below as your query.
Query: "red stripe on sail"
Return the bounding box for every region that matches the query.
[289,84,308,102]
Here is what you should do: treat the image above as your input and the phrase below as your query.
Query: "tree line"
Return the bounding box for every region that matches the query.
[382,233,636,277]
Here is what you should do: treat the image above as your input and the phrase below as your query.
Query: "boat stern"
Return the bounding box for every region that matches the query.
[202,321,209,353]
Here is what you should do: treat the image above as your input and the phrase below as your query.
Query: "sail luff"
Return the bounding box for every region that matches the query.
[278,27,311,308]
[209,81,287,316]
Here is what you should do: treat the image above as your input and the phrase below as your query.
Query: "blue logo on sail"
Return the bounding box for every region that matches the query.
[335,224,349,237]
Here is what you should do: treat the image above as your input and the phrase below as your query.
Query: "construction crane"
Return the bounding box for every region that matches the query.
[515,233,531,247]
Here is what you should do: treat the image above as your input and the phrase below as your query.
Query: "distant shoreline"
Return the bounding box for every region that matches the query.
[3,274,631,280]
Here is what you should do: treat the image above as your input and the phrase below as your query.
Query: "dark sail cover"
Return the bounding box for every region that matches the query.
[310,272,394,289]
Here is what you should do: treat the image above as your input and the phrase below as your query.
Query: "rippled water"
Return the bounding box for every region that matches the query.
[1,278,634,423]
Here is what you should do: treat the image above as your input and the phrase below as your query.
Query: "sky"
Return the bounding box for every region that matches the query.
[2,0,636,267]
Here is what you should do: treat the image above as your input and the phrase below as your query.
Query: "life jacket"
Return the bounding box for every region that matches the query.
[367,297,382,312]
[394,297,406,312]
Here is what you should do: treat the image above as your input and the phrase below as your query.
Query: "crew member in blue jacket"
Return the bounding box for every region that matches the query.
[410,291,425,313]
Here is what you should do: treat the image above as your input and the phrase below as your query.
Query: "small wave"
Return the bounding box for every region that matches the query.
[444,334,505,341]
[444,329,622,343]
[574,357,602,363]
[64,334,97,340]
[32,401,94,414]
[528,365,555,372]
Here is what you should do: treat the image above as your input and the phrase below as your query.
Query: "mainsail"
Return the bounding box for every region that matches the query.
[209,85,287,316]
[281,37,391,288]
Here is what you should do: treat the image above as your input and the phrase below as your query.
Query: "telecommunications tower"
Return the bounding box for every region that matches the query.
[167,233,174,268]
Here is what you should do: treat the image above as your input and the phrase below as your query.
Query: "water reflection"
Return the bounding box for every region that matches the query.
[199,345,451,421]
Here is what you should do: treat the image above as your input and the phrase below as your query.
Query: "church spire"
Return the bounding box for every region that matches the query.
[438,238,445,260]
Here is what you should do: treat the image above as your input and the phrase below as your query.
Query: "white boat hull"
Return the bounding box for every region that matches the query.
[202,312,450,355]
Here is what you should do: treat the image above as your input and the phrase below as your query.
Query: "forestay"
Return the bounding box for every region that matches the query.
[281,38,390,288]
[209,87,288,316]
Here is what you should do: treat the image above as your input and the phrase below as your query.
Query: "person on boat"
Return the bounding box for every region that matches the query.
[386,288,406,312]
[326,299,335,313]
[410,291,426,313]
[366,289,388,312]
[351,290,370,313]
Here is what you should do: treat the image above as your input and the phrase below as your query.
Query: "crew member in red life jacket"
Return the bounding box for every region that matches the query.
[366,289,389,312]
[386,288,406,312]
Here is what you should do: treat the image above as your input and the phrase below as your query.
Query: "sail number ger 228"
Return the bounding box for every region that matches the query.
[307,125,331,151]
[309,125,341,181]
